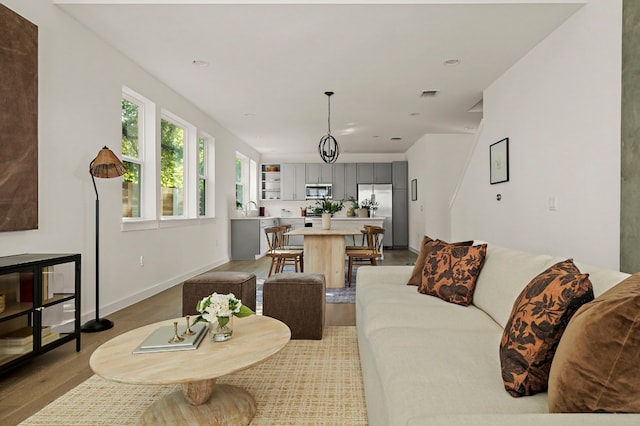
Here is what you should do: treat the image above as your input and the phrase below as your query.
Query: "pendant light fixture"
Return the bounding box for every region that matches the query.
[318,91,340,164]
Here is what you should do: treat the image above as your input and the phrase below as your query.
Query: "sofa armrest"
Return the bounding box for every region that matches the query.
[356,265,413,287]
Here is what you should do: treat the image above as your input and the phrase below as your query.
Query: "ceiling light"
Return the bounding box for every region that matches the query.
[443,59,461,66]
[191,59,210,67]
[318,91,340,164]
[391,137,403,141]
[409,112,420,116]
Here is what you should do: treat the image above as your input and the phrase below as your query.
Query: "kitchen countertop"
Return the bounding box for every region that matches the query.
[230,216,279,220]
[304,216,385,220]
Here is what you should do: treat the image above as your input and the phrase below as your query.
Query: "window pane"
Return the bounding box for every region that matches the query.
[235,158,242,183]
[236,184,243,209]
[199,138,206,177]
[121,99,139,158]
[122,161,141,218]
[161,118,184,216]
[199,178,206,216]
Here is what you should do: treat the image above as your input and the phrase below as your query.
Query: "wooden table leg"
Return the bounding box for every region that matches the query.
[140,382,256,425]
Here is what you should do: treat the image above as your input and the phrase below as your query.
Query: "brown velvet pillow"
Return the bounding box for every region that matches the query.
[417,240,487,306]
[548,273,640,413]
[407,236,473,286]
[499,259,593,398]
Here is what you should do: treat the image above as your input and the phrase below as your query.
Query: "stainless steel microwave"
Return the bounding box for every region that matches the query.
[305,184,332,200]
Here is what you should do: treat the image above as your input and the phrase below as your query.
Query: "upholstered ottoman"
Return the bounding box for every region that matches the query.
[263,273,325,340]
[182,271,257,316]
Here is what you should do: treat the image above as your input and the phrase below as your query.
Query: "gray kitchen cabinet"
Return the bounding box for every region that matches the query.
[332,163,345,201]
[344,163,357,200]
[357,163,392,184]
[392,161,408,189]
[392,189,409,248]
[374,163,393,183]
[331,163,357,201]
[231,218,279,260]
[281,163,306,201]
[357,163,373,183]
[306,163,333,184]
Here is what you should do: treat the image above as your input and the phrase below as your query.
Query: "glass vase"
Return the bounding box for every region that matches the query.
[211,315,233,342]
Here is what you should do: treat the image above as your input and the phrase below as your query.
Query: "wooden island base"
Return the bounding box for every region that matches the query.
[141,383,256,425]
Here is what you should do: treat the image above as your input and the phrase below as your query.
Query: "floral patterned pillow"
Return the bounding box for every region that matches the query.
[418,240,487,306]
[407,237,474,286]
[500,259,594,397]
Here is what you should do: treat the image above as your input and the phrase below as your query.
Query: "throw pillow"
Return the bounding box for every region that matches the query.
[499,259,593,398]
[417,240,487,306]
[548,273,640,413]
[407,237,473,286]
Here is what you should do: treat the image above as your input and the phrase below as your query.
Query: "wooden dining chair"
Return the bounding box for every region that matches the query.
[264,226,304,277]
[345,226,384,286]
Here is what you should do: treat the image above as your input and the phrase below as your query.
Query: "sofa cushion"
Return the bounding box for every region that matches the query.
[473,244,558,329]
[406,236,473,286]
[418,240,487,306]
[500,259,593,397]
[548,274,640,413]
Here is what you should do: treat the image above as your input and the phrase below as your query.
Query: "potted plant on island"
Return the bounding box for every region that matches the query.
[359,198,379,217]
[345,196,359,217]
[309,197,344,230]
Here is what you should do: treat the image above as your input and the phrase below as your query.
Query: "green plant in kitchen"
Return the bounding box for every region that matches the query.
[346,196,359,216]
[360,198,379,212]
[310,197,344,216]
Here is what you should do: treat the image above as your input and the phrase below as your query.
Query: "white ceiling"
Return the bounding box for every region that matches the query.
[56,1,582,156]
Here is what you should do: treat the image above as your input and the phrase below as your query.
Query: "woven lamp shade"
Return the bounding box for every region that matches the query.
[90,146,125,178]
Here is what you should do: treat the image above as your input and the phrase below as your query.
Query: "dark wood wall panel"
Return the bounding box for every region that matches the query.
[0,4,38,232]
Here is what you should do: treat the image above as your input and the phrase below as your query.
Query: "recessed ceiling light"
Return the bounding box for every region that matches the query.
[192,59,210,67]
[372,135,380,138]
[443,59,461,66]
[409,112,420,116]
[391,137,403,141]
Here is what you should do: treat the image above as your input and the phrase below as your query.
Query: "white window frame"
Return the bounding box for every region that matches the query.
[160,110,197,221]
[198,133,215,218]
[121,87,157,231]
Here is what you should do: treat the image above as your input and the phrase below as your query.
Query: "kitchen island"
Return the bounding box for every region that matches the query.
[284,227,362,288]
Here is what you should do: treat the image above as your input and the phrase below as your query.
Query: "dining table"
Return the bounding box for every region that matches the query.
[284,227,362,288]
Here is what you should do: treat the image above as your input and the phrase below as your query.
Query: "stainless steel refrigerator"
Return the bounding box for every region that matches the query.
[358,184,393,248]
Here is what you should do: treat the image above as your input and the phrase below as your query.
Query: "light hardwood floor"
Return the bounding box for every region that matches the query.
[0,249,415,425]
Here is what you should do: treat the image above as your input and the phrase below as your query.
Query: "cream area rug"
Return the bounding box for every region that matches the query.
[20,326,367,426]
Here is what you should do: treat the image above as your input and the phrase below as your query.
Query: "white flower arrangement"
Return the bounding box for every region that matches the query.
[193,293,254,328]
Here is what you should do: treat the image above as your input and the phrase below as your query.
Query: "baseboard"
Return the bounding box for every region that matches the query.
[81,256,230,323]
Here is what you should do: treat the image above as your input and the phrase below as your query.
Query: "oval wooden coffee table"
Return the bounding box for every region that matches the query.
[90,315,291,425]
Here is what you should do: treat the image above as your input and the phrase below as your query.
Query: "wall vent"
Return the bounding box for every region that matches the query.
[420,90,439,97]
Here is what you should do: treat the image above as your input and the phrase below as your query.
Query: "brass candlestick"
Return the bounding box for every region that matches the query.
[168,321,185,343]
[182,316,196,336]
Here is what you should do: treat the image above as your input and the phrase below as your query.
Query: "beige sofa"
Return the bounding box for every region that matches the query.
[356,243,640,425]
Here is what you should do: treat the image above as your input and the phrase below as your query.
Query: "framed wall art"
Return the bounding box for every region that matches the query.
[490,138,509,185]
[0,4,38,232]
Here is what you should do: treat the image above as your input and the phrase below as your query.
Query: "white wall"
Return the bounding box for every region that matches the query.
[451,0,622,269]
[1,0,260,321]
[406,134,475,252]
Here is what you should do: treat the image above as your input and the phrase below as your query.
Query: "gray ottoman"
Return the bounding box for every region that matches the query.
[263,273,325,340]
[182,271,256,316]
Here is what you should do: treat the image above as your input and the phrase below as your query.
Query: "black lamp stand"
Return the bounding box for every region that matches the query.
[81,174,114,333]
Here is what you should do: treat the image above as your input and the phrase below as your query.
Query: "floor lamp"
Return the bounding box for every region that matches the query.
[81,146,125,333]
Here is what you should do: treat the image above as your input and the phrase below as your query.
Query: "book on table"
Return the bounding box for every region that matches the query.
[133,322,208,354]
